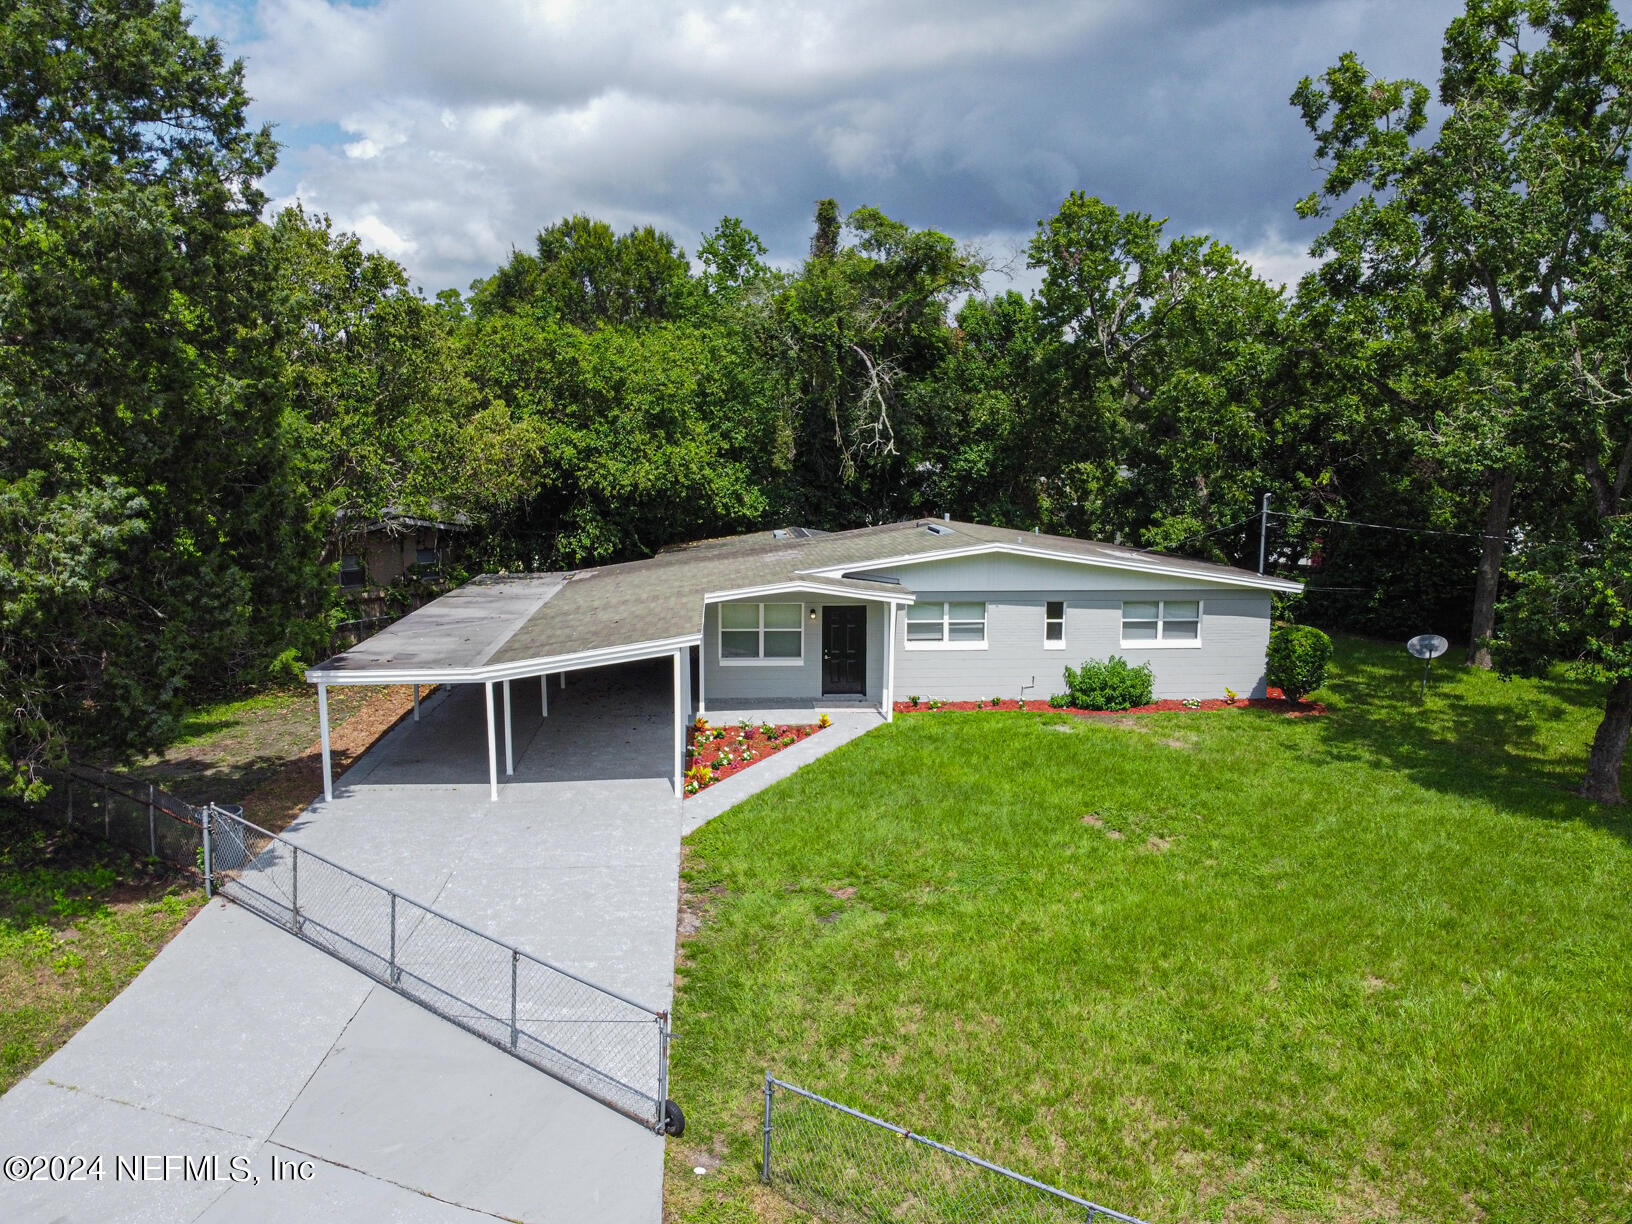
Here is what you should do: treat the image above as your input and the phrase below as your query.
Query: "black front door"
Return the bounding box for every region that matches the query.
[822,606,867,695]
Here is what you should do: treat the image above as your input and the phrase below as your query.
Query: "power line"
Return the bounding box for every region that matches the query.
[1271,509,1506,544]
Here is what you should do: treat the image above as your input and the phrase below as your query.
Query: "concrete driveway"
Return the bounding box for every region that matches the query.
[0,662,681,1224]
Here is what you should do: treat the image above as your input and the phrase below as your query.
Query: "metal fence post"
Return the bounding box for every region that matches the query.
[201,805,213,899]
[102,782,109,838]
[389,891,398,984]
[65,780,72,828]
[510,950,519,1050]
[147,783,157,858]
[656,1014,671,1134]
[762,1072,774,1183]
[290,845,300,933]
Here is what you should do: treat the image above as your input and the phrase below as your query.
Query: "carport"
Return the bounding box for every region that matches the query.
[306,573,698,801]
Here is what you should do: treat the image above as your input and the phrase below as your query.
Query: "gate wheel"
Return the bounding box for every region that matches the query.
[663,1099,685,1137]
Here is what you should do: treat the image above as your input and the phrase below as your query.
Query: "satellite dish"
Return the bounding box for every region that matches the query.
[1407,634,1448,660]
[1406,633,1449,699]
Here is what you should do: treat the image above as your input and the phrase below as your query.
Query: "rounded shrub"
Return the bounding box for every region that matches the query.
[1267,623,1333,703]
[1055,656,1155,711]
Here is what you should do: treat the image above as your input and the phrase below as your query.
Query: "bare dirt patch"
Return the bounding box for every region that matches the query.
[133,685,393,806]
[238,686,426,832]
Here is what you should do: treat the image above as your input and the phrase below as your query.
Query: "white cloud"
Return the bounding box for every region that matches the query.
[1235,232,1323,289]
[350,214,417,259]
[199,0,1466,292]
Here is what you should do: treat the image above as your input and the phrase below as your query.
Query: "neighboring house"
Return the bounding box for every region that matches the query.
[306,520,1301,801]
[329,507,471,639]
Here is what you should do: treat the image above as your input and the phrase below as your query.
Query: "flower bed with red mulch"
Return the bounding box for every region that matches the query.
[893,688,1326,718]
[684,717,826,795]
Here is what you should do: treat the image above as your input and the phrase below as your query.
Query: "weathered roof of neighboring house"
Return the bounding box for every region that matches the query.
[307,519,1300,684]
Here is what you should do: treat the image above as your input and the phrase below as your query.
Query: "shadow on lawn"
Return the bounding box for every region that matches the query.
[1287,643,1632,841]
[128,753,297,808]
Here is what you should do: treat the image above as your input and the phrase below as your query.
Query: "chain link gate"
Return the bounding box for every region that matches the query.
[761,1075,1152,1224]
[202,804,679,1134]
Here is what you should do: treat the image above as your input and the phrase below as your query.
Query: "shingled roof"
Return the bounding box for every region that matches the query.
[306,519,1299,684]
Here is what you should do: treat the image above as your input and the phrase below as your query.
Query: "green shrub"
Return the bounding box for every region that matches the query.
[1267,623,1333,702]
[1055,656,1155,711]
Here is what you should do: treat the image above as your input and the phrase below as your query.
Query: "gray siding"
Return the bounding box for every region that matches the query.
[702,600,886,706]
[889,589,1271,702]
[854,550,1239,593]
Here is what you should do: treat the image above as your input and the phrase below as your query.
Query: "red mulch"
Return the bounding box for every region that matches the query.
[893,688,1326,718]
[686,719,825,794]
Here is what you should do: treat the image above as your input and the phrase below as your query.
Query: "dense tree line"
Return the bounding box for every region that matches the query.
[5,0,1632,800]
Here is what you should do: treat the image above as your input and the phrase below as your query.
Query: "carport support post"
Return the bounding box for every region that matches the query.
[412,684,420,721]
[317,683,333,802]
[883,603,898,723]
[673,649,685,796]
[503,679,514,776]
[540,674,548,717]
[484,680,499,802]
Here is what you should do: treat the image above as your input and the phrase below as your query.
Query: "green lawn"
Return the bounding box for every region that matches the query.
[666,636,1632,1224]
[0,805,200,1093]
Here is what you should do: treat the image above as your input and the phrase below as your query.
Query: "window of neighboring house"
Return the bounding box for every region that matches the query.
[415,546,438,567]
[338,555,365,589]
[904,601,987,649]
[719,602,804,664]
[1044,600,1066,648]
[1120,599,1202,646]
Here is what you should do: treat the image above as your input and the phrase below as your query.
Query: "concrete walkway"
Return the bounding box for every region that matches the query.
[0,663,681,1224]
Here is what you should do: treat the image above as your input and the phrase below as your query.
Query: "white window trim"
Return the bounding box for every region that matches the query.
[1120,598,1204,649]
[718,602,806,667]
[902,601,988,651]
[1043,600,1066,650]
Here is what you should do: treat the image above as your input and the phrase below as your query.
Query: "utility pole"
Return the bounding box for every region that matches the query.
[1258,493,1272,574]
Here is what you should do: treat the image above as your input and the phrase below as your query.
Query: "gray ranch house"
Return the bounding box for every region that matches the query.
[306,519,1302,800]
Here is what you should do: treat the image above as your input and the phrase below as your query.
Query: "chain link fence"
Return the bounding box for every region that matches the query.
[207,805,677,1133]
[762,1075,1152,1224]
[12,766,676,1134]
[19,764,205,873]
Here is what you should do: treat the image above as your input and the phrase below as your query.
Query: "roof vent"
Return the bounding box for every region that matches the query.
[924,523,953,536]
[772,529,790,540]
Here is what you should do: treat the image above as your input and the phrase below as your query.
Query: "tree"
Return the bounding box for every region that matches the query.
[912,290,1069,525]
[695,216,774,303]
[0,0,318,794]
[775,202,984,524]
[1026,194,1290,551]
[1298,0,1632,798]
[268,206,479,548]
[468,215,692,328]
[1292,0,1630,668]
[456,308,781,567]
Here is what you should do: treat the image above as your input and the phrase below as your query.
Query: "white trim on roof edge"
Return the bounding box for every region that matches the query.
[800,542,1303,594]
[303,632,702,686]
[702,581,916,605]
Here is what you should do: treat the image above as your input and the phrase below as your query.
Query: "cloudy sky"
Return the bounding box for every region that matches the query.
[188,0,1466,296]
